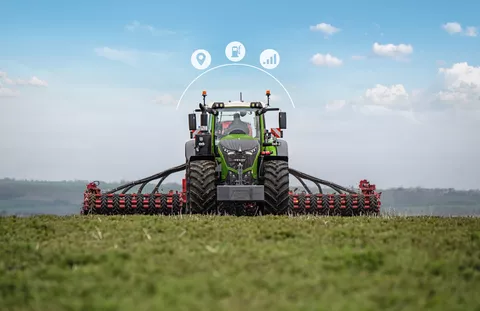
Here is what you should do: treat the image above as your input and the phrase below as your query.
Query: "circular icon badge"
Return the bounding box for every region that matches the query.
[191,49,211,70]
[260,49,280,69]
[225,41,246,62]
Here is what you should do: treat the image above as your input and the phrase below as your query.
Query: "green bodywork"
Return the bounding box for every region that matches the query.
[208,108,278,181]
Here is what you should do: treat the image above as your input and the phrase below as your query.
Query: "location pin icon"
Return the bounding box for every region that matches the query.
[196,52,205,65]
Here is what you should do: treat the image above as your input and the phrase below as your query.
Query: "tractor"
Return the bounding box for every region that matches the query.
[184,90,290,215]
[82,90,381,216]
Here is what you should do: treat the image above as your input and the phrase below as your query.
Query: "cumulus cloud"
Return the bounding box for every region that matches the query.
[465,26,478,37]
[0,71,48,97]
[442,22,462,34]
[436,62,480,105]
[125,21,175,36]
[364,84,409,106]
[372,42,413,60]
[310,53,342,67]
[13,76,48,87]
[309,23,340,36]
[0,71,48,87]
[442,22,477,37]
[323,62,480,120]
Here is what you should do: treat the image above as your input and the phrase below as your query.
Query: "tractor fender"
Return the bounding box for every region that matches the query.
[276,139,288,157]
[185,139,195,161]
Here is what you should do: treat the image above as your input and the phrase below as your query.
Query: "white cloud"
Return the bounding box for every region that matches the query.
[0,85,18,97]
[310,53,342,67]
[325,83,420,123]
[442,22,477,37]
[372,42,413,60]
[364,84,409,106]
[0,71,48,96]
[13,76,48,87]
[125,21,175,36]
[465,26,478,37]
[325,62,480,117]
[442,22,462,34]
[437,62,480,104]
[152,94,176,105]
[309,23,340,35]
[28,77,48,87]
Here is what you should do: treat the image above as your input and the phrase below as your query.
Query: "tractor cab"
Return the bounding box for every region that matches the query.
[187,91,287,157]
[210,102,260,143]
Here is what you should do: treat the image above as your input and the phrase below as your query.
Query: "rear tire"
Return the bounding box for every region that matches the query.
[263,160,290,215]
[187,160,217,214]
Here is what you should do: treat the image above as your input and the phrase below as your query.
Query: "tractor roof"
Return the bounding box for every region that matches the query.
[206,101,266,108]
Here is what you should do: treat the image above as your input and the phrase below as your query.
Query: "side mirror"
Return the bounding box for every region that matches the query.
[188,113,197,131]
[279,112,287,129]
[200,113,208,127]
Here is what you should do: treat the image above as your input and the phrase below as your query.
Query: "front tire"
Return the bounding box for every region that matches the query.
[187,160,217,214]
[263,160,290,215]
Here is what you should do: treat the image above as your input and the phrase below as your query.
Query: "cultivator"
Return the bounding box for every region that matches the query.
[82,90,382,216]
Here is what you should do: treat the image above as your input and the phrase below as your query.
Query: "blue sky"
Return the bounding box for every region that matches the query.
[1,0,480,188]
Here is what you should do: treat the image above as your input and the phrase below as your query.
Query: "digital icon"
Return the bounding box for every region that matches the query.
[225,41,246,62]
[260,49,280,69]
[191,49,211,70]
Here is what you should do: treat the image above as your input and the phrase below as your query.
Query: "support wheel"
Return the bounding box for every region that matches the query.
[263,160,290,215]
[187,160,217,214]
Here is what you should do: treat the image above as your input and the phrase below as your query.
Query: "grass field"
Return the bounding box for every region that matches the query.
[1,215,479,311]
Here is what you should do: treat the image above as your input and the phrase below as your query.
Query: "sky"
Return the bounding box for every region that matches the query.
[1,0,480,189]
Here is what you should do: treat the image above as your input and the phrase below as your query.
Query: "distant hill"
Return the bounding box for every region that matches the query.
[0,178,479,216]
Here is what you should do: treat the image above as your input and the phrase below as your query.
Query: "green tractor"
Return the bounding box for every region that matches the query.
[81,89,381,216]
[185,90,289,215]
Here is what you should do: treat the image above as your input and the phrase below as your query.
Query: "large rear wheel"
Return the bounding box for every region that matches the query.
[187,160,217,214]
[263,160,290,215]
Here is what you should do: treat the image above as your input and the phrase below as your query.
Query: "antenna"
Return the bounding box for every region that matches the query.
[240,92,243,102]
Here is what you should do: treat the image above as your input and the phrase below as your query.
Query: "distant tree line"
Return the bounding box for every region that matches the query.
[1,178,479,216]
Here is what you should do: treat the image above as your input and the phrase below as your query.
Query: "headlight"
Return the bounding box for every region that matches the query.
[221,145,258,155]
[245,146,258,155]
[222,146,234,155]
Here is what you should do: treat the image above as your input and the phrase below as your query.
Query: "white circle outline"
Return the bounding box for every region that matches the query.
[225,41,245,62]
[176,63,296,110]
[190,49,211,70]
[260,49,280,69]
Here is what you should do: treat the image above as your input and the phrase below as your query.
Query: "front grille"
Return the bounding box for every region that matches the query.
[224,152,256,169]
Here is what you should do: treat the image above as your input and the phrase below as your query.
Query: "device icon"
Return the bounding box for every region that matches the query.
[260,49,280,69]
[231,45,241,58]
[197,53,206,65]
[225,41,245,62]
[191,49,211,70]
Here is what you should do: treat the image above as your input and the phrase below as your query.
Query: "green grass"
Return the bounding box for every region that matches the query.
[1,215,479,311]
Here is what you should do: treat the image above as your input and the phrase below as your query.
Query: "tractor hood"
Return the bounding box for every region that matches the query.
[219,138,259,154]
[218,138,260,171]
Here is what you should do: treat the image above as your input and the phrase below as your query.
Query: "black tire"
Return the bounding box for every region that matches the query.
[187,160,217,214]
[263,160,290,215]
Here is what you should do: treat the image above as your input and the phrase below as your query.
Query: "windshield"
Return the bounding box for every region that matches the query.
[211,108,260,143]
